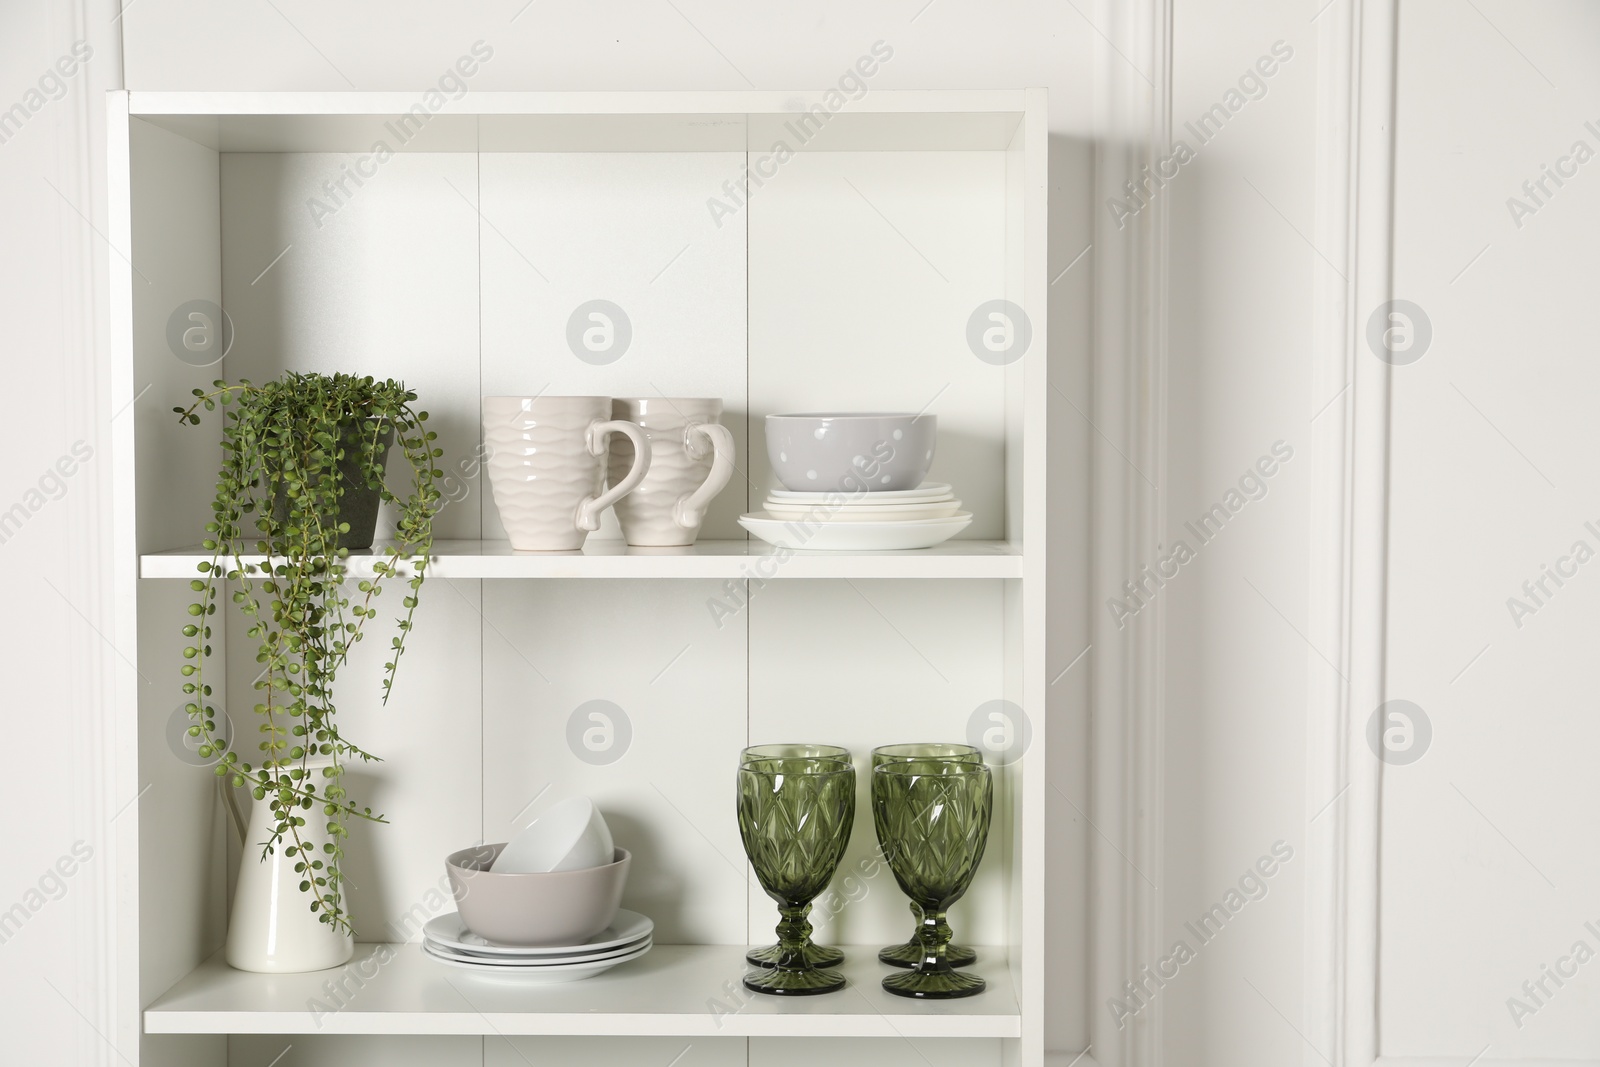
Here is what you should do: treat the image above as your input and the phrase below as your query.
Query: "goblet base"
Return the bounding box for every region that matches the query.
[882,968,987,1000]
[743,966,846,996]
[747,942,845,969]
[878,940,976,969]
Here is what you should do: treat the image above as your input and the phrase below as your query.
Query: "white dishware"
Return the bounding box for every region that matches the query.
[553,800,614,872]
[492,796,615,874]
[762,499,964,523]
[739,511,973,551]
[435,938,653,965]
[767,481,953,504]
[423,909,654,957]
[484,396,652,552]
[447,844,630,946]
[421,939,652,981]
[766,412,936,492]
[423,937,651,967]
[609,397,736,547]
[225,756,353,973]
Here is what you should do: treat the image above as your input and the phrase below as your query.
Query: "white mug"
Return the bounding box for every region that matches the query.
[609,397,736,547]
[484,396,652,551]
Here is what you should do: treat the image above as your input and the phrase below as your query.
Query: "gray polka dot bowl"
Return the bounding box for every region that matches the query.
[765,413,936,493]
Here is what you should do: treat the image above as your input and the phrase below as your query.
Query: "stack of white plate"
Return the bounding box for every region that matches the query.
[740,483,973,551]
[422,909,653,982]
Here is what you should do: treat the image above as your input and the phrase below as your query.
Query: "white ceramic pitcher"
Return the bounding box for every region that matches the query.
[225,756,354,973]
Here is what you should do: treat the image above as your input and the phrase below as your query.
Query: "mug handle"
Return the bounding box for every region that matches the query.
[578,419,652,532]
[673,421,736,529]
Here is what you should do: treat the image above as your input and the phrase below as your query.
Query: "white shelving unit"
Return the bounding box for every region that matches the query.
[140,540,1025,580]
[110,90,1047,1067]
[145,944,1021,1038]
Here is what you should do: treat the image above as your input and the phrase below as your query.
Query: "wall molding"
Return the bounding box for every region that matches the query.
[64,0,128,1063]
[1087,2,1170,1066]
[1304,1,1399,1066]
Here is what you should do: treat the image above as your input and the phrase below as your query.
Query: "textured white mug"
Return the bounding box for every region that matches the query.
[485,396,652,551]
[609,397,736,547]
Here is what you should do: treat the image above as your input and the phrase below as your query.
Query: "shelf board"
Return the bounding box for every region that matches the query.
[139,539,1023,579]
[144,943,1020,1038]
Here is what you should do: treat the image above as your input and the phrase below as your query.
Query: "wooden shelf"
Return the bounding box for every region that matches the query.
[144,943,1021,1038]
[139,539,1024,580]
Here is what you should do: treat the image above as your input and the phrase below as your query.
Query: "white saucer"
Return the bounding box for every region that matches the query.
[422,909,653,957]
[768,482,952,504]
[740,512,972,551]
[424,936,651,967]
[762,499,963,523]
[422,939,651,981]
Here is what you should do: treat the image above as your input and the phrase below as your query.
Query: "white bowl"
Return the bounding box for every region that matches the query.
[492,797,615,874]
[766,413,936,492]
[448,844,631,946]
[553,800,615,871]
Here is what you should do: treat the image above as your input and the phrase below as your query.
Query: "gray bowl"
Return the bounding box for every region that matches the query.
[445,843,630,946]
[766,413,936,492]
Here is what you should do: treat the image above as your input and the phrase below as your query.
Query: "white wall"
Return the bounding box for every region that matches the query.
[1383,0,1600,1060]
[0,0,1368,1064]
[1160,2,1315,1064]
[1,1,1103,1062]
[0,3,122,1066]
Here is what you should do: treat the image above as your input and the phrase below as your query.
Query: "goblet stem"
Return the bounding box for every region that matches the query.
[771,904,815,969]
[916,907,956,973]
[744,901,845,995]
[880,900,976,968]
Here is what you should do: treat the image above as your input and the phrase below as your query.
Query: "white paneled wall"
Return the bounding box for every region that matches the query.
[219,150,484,542]
[747,579,1009,950]
[482,578,748,946]
[747,150,1008,540]
[0,2,1388,1067]
[477,150,750,542]
[219,148,487,945]
[1384,1,1600,1060]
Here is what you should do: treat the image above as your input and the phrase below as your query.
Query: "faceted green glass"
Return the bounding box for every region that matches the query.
[740,745,851,970]
[872,759,993,999]
[737,756,855,995]
[870,744,983,969]
[743,743,850,762]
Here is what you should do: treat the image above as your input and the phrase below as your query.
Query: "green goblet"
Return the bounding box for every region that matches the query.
[873,759,993,999]
[871,744,983,969]
[737,756,855,995]
[742,744,850,762]
[741,745,851,970]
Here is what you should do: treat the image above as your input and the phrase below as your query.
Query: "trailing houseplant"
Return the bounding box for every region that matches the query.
[175,372,442,936]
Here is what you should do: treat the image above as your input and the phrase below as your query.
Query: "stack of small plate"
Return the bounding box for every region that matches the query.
[740,483,973,551]
[421,909,653,982]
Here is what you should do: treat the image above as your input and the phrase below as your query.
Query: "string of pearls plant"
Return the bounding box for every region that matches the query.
[175,372,442,935]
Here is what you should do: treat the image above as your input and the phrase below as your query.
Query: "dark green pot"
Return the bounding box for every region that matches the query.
[269,422,393,550]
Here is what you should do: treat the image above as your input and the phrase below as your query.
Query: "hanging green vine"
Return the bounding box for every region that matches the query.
[175,372,442,936]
